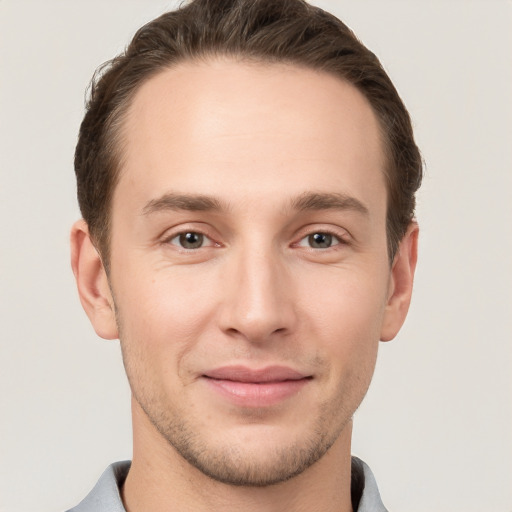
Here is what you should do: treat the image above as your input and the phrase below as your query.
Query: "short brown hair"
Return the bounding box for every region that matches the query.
[75,0,422,267]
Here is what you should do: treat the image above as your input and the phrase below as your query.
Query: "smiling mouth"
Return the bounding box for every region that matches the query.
[202,365,312,407]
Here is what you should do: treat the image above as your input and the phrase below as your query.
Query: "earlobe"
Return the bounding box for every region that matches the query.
[380,222,419,342]
[70,220,118,340]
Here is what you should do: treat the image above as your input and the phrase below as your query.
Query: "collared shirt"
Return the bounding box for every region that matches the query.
[67,456,388,512]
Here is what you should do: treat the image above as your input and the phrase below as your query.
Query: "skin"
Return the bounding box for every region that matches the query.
[71,59,418,512]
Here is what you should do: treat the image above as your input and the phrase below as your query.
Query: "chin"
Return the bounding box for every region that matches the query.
[147,408,348,487]
[173,433,335,487]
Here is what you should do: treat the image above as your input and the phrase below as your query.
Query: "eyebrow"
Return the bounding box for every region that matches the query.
[142,193,227,215]
[142,191,369,216]
[290,192,369,216]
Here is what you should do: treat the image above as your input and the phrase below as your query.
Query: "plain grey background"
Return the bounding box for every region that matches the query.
[1,1,511,511]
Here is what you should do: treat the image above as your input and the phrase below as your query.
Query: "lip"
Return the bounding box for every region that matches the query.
[202,365,311,407]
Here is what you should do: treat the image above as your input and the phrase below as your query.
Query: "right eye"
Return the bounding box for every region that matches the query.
[168,232,209,249]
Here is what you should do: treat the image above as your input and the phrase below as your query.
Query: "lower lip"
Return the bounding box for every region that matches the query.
[203,377,310,407]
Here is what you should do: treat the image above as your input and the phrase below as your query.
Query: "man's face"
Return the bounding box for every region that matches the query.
[102,59,403,485]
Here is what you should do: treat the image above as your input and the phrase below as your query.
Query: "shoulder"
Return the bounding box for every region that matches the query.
[66,461,131,512]
[351,456,389,512]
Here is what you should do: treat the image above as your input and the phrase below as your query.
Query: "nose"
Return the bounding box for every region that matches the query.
[218,243,297,343]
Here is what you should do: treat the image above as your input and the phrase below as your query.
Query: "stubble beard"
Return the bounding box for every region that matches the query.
[114,304,371,488]
[134,391,351,487]
[123,347,362,487]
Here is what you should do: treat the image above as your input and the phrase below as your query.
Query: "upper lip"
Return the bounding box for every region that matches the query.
[203,365,310,383]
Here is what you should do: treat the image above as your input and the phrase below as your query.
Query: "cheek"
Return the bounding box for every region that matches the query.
[112,264,221,369]
[298,265,388,357]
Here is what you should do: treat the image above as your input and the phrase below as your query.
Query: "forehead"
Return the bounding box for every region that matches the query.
[115,58,386,215]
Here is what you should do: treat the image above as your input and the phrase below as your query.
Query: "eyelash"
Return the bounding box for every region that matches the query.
[162,227,348,251]
[295,230,347,250]
[163,230,219,250]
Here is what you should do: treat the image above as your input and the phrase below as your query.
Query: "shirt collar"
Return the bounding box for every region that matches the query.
[68,457,387,512]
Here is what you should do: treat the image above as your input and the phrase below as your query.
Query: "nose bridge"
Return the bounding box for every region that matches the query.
[220,237,295,341]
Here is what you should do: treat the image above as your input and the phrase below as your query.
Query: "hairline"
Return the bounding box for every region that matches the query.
[95,53,399,271]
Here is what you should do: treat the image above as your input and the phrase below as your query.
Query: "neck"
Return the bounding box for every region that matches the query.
[122,399,354,512]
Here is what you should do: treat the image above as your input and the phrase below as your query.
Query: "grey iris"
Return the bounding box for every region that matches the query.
[309,233,332,248]
[180,232,204,249]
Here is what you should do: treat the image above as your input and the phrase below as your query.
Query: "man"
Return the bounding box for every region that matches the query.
[69,0,421,510]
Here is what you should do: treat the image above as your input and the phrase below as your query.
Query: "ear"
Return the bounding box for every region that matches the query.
[380,222,419,342]
[70,219,118,340]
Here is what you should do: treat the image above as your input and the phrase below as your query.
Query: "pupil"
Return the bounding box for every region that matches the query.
[180,232,203,249]
[309,233,332,248]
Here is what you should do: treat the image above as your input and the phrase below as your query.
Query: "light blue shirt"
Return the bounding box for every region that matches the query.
[67,457,388,511]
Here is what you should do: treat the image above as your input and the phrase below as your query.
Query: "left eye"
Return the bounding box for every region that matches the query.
[169,232,208,249]
[297,232,341,249]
